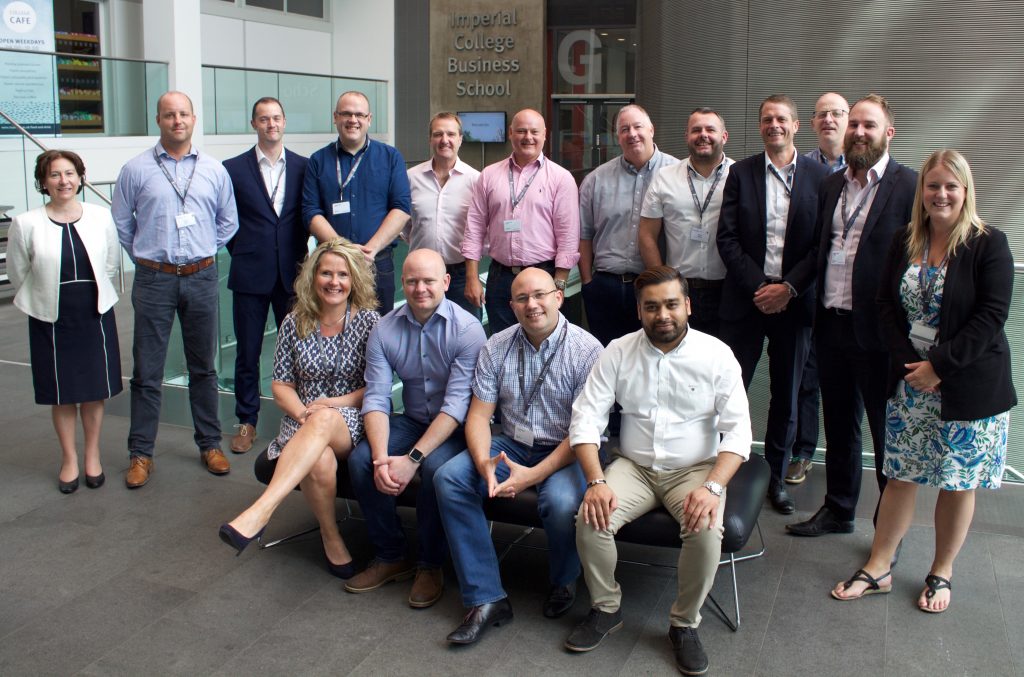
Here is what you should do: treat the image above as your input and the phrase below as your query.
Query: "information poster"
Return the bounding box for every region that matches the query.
[0,0,58,135]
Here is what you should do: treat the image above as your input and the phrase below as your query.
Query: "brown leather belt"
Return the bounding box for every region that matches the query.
[595,270,639,284]
[492,259,555,276]
[686,277,724,290]
[136,256,215,276]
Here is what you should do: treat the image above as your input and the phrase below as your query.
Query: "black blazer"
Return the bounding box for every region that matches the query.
[813,158,917,351]
[878,226,1017,421]
[717,152,829,324]
[223,147,309,295]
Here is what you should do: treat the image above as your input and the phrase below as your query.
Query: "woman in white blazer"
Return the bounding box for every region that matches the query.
[8,150,123,493]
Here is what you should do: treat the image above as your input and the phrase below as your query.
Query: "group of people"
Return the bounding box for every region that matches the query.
[6,86,1015,674]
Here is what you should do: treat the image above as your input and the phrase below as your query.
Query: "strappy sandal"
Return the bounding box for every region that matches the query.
[920,574,951,613]
[831,568,892,601]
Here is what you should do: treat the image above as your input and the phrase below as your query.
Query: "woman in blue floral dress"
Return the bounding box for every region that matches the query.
[219,239,380,577]
[831,150,1015,613]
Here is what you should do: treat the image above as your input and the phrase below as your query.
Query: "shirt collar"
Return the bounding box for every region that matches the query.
[618,146,661,175]
[510,153,544,171]
[640,324,691,356]
[155,142,197,160]
[398,296,452,327]
[255,145,286,167]
[424,157,469,177]
[764,150,797,173]
[844,151,890,186]
[337,137,370,157]
[518,313,566,353]
[686,155,728,179]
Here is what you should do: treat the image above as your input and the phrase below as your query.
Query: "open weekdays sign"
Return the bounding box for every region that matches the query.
[446,9,520,97]
[0,0,58,136]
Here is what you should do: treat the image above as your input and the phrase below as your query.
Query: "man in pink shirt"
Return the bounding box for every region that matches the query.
[461,108,580,334]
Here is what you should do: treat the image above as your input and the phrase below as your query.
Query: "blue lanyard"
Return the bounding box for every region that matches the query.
[686,163,724,220]
[335,140,369,200]
[767,163,793,198]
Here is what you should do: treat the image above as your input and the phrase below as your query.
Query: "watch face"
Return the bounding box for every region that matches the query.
[409,448,424,463]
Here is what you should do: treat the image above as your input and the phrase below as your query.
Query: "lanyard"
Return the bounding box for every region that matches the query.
[513,322,568,414]
[686,163,724,221]
[265,160,285,208]
[335,140,369,200]
[918,237,948,313]
[315,304,352,374]
[839,178,878,243]
[767,163,793,198]
[508,160,541,214]
[153,148,197,207]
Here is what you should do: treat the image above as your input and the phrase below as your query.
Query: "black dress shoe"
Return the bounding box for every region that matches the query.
[446,598,514,644]
[85,472,105,489]
[543,581,576,618]
[59,476,79,494]
[767,480,795,515]
[786,505,854,537]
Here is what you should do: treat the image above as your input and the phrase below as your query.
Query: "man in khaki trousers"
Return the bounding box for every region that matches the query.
[566,266,752,676]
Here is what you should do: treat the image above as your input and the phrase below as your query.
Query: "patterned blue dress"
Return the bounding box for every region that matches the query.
[267,308,380,460]
[883,263,1008,490]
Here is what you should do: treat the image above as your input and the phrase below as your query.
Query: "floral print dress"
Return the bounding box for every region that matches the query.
[883,262,1008,490]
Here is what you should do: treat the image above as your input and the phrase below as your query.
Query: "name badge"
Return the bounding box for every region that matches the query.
[175,213,197,229]
[332,201,351,215]
[690,227,710,243]
[829,249,847,265]
[909,321,938,352]
[503,219,522,233]
[512,423,534,447]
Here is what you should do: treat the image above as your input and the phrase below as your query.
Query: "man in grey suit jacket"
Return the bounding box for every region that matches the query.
[223,97,309,453]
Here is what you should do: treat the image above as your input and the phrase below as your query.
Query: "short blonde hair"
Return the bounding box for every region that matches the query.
[906,149,986,262]
[291,238,378,338]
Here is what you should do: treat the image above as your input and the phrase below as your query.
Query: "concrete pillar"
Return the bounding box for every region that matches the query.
[142,0,204,144]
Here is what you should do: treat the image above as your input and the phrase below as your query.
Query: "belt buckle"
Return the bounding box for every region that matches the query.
[176,263,186,276]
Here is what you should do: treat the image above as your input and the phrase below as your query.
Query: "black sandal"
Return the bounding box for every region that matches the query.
[920,574,951,613]
[831,568,892,601]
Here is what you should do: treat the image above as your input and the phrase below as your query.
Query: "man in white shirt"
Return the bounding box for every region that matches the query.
[639,108,733,337]
[566,266,752,675]
[406,112,481,318]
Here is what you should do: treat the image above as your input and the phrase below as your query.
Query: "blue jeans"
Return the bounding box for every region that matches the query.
[128,264,220,457]
[347,414,465,567]
[446,262,482,320]
[433,434,586,607]
[232,278,292,425]
[581,272,641,346]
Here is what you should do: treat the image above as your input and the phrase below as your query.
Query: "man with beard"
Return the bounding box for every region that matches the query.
[716,95,829,514]
[786,92,851,485]
[462,109,580,334]
[638,108,731,336]
[787,94,918,537]
[578,104,679,345]
[565,266,751,676]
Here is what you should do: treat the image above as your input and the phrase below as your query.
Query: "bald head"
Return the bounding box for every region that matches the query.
[509,109,546,166]
[155,91,196,155]
[511,267,563,346]
[402,249,450,323]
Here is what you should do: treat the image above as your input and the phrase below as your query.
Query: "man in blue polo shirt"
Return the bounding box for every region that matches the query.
[302,91,411,313]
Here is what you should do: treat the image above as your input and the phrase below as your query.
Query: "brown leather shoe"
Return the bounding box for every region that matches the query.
[408,568,444,608]
[230,423,257,453]
[344,558,415,593]
[201,449,231,475]
[125,456,153,488]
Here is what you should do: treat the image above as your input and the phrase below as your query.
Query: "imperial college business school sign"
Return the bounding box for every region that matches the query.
[430,0,544,157]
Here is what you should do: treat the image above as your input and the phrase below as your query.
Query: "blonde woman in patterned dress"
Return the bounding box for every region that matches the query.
[831,150,1015,613]
[219,239,379,578]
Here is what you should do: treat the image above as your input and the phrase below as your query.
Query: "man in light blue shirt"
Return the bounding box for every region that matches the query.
[111,90,238,488]
[345,248,486,608]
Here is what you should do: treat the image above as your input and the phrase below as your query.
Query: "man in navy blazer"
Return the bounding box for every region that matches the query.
[787,94,918,538]
[223,97,309,453]
[716,94,829,515]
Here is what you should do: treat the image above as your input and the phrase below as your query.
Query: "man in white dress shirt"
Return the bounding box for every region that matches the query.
[405,112,481,317]
[565,265,752,675]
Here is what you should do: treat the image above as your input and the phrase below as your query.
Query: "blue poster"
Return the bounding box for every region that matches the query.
[0,0,58,135]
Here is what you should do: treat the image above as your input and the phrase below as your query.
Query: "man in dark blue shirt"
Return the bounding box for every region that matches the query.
[302,91,411,313]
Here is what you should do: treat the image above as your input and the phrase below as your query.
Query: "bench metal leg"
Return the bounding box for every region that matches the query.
[705,520,766,631]
[258,499,355,550]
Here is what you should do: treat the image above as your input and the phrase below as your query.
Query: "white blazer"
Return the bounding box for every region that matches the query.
[8,203,120,322]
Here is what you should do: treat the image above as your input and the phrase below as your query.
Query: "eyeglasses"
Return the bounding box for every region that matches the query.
[811,109,848,120]
[512,289,559,305]
[335,111,370,120]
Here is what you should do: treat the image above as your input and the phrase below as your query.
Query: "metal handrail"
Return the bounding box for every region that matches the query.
[0,46,167,65]
[0,108,125,292]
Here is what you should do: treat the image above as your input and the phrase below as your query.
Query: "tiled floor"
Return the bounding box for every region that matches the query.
[0,294,1021,676]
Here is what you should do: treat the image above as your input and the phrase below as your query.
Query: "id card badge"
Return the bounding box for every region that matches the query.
[690,227,710,243]
[908,321,938,352]
[332,201,351,215]
[829,249,847,265]
[503,219,522,233]
[175,213,197,229]
[512,423,535,447]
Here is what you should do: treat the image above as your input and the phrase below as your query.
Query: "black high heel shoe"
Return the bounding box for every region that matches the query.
[85,472,105,489]
[324,552,356,579]
[59,476,79,494]
[218,523,266,556]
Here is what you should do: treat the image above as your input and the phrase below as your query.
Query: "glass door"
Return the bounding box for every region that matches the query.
[550,98,631,184]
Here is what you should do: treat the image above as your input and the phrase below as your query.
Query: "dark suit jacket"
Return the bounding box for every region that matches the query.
[878,226,1017,420]
[223,147,309,295]
[813,158,918,351]
[717,152,829,324]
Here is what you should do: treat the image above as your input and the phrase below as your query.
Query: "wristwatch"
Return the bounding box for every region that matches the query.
[554,279,567,291]
[702,480,723,497]
[408,448,425,464]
